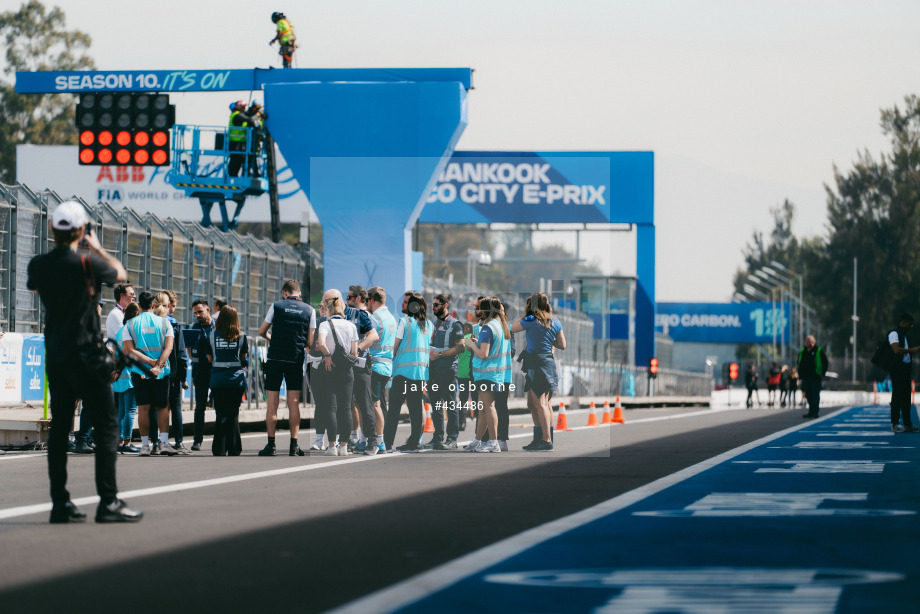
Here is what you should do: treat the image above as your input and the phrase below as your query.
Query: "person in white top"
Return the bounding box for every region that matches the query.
[106,284,136,340]
[888,313,920,432]
[315,289,359,456]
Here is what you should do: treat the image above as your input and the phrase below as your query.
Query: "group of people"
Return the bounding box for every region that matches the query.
[27,200,568,524]
[742,335,830,418]
[256,285,566,457]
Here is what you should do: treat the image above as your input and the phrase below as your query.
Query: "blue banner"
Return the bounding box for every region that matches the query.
[419,151,652,225]
[656,302,791,344]
[20,334,45,402]
[15,68,473,94]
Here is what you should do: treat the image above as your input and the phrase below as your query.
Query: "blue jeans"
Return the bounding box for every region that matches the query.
[116,389,137,441]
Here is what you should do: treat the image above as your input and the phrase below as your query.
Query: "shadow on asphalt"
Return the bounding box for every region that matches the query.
[0,410,806,613]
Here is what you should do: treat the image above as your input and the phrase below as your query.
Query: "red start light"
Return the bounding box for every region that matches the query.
[98,148,113,164]
[116,131,131,146]
[98,131,113,146]
[649,357,659,374]
[134,150,149,165]
[116,149,131,164]
[79,148,94,164]
[152,131,168,147]
[134,131,150,147]
[151,149,168,165]
[80,131,95,146]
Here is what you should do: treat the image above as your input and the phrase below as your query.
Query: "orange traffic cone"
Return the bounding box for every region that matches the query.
[423,402,435,433]
[555,402,572,431]
[586,401,599,427]
[612,396,625,424]
[600,400,612,424]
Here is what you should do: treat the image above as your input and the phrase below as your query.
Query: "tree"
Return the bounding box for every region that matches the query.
[0,1,95,182]
[815,95,920,352]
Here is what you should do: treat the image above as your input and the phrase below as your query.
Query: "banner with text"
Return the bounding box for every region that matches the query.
[656,302,791,344]
[419,151,652,225]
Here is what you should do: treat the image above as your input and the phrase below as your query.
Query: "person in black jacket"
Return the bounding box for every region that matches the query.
[797,335,829,418]
[887,313,920,432]
[744,364,759,409]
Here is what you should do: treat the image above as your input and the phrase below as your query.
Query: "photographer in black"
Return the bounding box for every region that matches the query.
[27,201,142,523]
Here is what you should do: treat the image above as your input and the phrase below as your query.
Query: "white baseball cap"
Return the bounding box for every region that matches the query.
[51,200,88,231]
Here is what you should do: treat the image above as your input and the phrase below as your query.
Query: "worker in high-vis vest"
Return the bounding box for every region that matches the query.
[227,100,263,178]
[122,291,177,457]
[366,286,397,455]
[384,291,431,453]
[270,12,296,68]
[462,296,512,454]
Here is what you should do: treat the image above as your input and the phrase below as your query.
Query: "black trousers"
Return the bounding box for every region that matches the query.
[428,373,459,441]
[193,375,209,444]
[801,376,822,415]
[494,385,510,441]
[47,361,118,505]
[385,376,424,449]
[228,141,246,177]
[352,366,376,444]
[316,365,354,445]
[890,361,914,427]
[211,387,243,456]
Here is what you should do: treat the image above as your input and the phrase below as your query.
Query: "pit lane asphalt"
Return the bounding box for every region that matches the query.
[0,405,810,613]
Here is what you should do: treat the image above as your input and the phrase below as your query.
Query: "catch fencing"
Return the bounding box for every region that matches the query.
[0,182,304,339]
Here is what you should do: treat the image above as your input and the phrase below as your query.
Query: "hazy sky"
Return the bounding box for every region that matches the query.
[8,0,920,301]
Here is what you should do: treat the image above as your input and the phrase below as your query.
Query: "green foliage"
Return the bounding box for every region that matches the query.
[0,1,95,182]
[816,95,920,351]
[735,95,920,356]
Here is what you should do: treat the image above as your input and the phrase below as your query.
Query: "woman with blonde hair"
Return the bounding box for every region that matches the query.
[200,305,248,455]
[511,291,565,451]
[315,291,359,456]
[462,296,511,453]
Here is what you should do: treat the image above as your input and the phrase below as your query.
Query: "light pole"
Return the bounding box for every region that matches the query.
[852,257,858,382]
[466,249,492,289]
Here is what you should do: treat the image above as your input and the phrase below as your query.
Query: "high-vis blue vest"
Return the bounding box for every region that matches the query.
[392,317,431,381]
[126,312,171,379]
[113,325,133,393]
[369,306,397,377]
[472,319,511,385]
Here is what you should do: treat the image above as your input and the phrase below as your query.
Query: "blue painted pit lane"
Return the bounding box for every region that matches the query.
[351,406,920,613]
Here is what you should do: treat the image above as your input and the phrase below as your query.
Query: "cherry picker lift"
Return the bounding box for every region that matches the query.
[165,122,283,241]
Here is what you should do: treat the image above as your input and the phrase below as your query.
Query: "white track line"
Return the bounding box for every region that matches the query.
[326,407,850,614]
[0,405,803,521]
[0,405,748,461]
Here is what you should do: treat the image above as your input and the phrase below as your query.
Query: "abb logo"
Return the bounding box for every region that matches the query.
[96,166,146,182]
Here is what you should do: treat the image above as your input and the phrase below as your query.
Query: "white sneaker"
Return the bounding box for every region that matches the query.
[158,442,179,456]
[310,441,327,451]
[475,440,501,453]
[139,444,151,456]
[337,445,350,456]
[463,440,481,452]
[498,440,508,452]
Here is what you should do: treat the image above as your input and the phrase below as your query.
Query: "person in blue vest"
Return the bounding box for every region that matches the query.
[366,286,397,455]
[123,291,178,457]
[316,290,360,456]
[188,299,215,451]
[511,292,565,451]
[384,291,432,452]
[344,285,379,453]
[114,302,141,454]
[424,293,465,450]
[258,279,316,456]
[462,296,512,453]
[201,306,249,455]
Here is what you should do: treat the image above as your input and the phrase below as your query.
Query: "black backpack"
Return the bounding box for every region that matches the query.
[870,331,897,372]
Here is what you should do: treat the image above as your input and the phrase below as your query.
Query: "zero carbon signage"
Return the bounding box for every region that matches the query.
[656,302,792,344]
[419,151,652,225]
